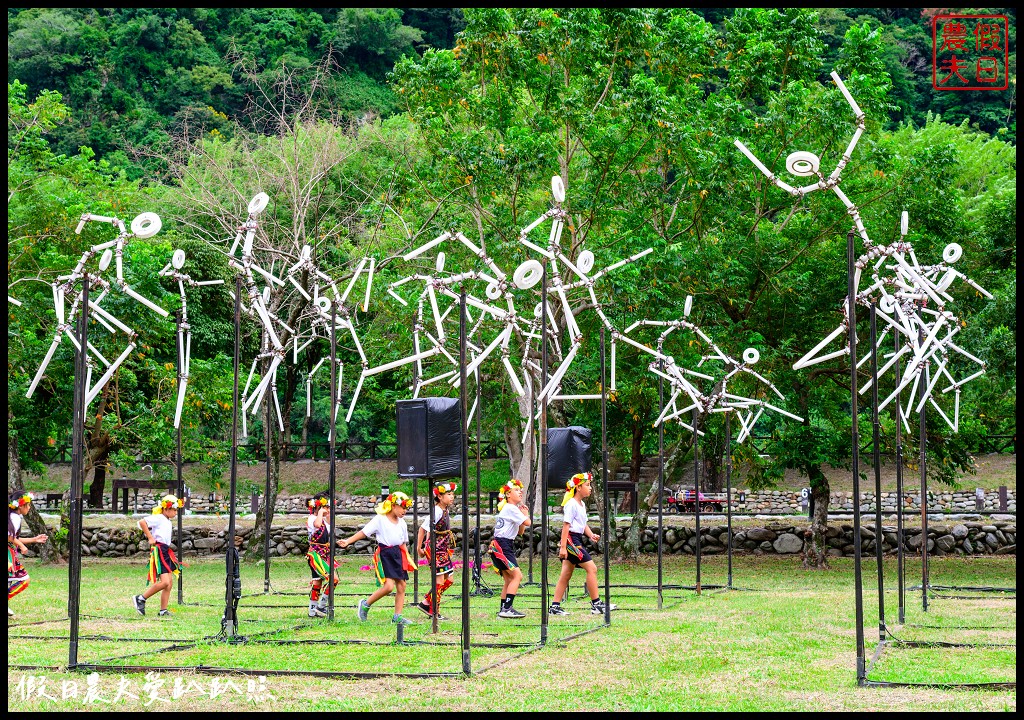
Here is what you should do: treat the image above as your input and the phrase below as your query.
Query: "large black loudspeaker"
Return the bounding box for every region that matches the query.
[396,398,463,478]
[546,426,592,490]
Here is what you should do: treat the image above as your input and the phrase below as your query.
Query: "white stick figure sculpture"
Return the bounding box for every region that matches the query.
[735,74,991,432]
[27,212,169,410]
[518,175,653,404]
[158,248,225,428]
[621,296,802,440]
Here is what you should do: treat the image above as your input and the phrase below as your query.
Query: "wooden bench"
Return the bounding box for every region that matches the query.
[111,477,178,514]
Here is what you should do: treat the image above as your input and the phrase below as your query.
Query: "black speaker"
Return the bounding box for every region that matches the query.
[396,397,464,478]
[546,426,592,490]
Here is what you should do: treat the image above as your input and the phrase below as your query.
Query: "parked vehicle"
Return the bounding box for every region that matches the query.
[669,489,727,513]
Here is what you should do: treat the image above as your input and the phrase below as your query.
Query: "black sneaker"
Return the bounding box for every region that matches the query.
[548,604,569,616]
[416,601,432,617]
[158,609,171,617]
[132,595,146,616]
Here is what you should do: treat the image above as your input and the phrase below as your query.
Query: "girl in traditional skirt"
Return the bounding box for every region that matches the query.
[549,473,616,616]
[306,495,342,618]
[415,481,457,619]
[8,493,48,617]
[340,491,416,626]
[132,494,183,618]
[489,479,531,618]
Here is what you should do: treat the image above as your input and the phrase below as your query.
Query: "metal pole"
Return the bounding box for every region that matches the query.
[657,366,664,610]
[224,275,242,638]
[412,469,419,605]
[175,309,184,605]
[474,371,482,594]
[693,407,702,596]
[919,340,929,614]
[459,289,471,674]
[525,386,537,586]
[431,484,438,635]
[540,269,549,644]
[327,310,337,620]
[848,229,866,684]
[68,275,89,668]
[601,327,611,625]
[725,410,733,589]
[870,302,885,641]
[263,354,272,593]
[894,331,905,624]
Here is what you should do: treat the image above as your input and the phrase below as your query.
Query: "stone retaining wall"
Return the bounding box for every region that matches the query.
[22,519,1014,560]
[91,487,1017,516]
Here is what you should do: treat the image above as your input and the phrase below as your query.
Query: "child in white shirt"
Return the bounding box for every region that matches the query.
[549,473,615,616]
[340,492,416,626]
[489,479,531,618]
[132,494,183,618]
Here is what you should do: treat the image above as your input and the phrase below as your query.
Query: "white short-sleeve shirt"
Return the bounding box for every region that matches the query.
[419,506,445,534]
[144,513,173,545]
[307,515,330,537]
[563,498,588,534]
[9,513,23,538]
[362,515,409,547]
[493,504,529,540]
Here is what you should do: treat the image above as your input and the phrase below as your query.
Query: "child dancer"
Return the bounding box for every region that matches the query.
[8,493,48,617]
[415,481,457,619]
[132,494,183,617]
[549,473,616,616]
[306,495,342,618]
[489,479,531,618]
[340,491,416,626]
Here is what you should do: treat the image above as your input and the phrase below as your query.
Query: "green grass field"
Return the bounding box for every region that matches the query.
[7,553,1016,711]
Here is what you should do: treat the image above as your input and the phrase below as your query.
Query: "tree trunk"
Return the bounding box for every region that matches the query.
[622,433,691,558]
[7,411,59,562]
[803,464,830,570]
[88,461,108,509]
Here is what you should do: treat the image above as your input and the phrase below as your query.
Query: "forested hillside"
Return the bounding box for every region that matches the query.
[7,9,1016,555]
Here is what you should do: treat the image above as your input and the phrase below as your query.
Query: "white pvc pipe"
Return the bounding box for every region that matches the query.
[830,71,863,117]
[26,336,62,398]
[124,286,169,317]
[403,232,450,261]
[86,343,135,407]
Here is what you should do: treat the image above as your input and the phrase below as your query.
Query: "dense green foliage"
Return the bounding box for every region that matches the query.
[7,9,1016,529]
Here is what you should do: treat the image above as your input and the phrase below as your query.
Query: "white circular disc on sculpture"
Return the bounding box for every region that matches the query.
[99,249,113,271]
[684,295,693,317]
[262,286,271,304]
[436,252,446,273]
[879,294,895,313]
[900,211,909,236]
[172,248,187,270]
[534,302,543,319]
[785,151,820,177]
[743,348,760,365]
[485,282,501,300]
[316,296,331,313]
[938,268,957,292]
[943,243,962,264]
[577,250,595,274]
[551,175,566,203]
[248,193,270,215]
[300,245,311,260]
[130,212,162,239]
[514,259,544,289]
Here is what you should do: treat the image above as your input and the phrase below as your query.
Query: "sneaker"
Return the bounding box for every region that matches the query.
[392,614,414,626]
[8,607,14,617]
[548,604,569,616]
[132,595,146,616]
[317,594,329,610]
[498,607,526,619]
[416,601,432,617]
[590,600,618,614]
[357,599,370,622]
[308,605,327,618]
[158,609,171,617]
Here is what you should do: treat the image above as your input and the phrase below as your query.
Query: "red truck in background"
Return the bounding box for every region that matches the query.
[668,489,728,513]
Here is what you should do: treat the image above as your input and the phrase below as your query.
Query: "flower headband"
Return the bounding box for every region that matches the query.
[497,479,524,511]
[9,493,33,510]
[432,482,457,498]
[561,472,592,507]
[153,494,184,514]
[308,497,330,513]
[376,491,413,515]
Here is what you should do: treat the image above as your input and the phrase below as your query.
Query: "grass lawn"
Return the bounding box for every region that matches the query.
[6,552,1015,711]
